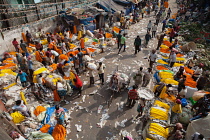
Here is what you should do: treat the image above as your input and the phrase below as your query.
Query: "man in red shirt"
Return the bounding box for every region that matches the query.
[35,41,43,51]
[126,85,139,108]
[73,77,83,97]
[12,38,19,52]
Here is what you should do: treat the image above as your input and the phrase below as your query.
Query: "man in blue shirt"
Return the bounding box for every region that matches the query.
[16,70,28,87]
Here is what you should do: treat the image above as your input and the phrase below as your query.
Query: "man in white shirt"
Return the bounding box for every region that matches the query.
[151,23,157,38]
[36,73,47,93]
[11,100,30,117]
[97,62,106,85]
[50,49,59,63]
[147,20,152,32]
[169,51,176,67]
[149,49,157,68]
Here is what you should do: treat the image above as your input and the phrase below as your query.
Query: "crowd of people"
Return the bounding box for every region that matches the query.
[0,0,210,139]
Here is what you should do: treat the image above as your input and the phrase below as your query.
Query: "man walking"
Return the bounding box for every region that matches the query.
[145,32,152,47]
[151,23,157,38]
[97,62,106,85]
[118,34,126,54]
[134,36,142,54]
[162,18,167,32]
[126,85,138,108]
[156,12,161,25]
[167,8,172,18]
[157,33,165,50]
[117,31,122,49]
[142,68,152,87]
[147,20,152,32]
[149,49,157,68]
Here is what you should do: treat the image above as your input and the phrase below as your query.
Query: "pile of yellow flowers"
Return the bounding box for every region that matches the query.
[147,100,170,139]
[159,71,173,79]
[149,123,169,138]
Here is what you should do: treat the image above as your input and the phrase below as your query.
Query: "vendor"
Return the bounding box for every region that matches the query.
[1,52,11,62]
[165,123,186,139]
[197,74,209,90]
[73,78,83,97]
[187,55,197,69]
[155,83,172,97]
[16,70,28,87]
[192,63,204,81]
[174,66,185,81]
[55,105,67,126]
[8,100,30,117]
[171,99,182,123]
[10,131,26,140]
[56,80,68,104]
[36,73,48,93]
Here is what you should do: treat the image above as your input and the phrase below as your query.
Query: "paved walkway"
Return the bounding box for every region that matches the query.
[65,0,178,139]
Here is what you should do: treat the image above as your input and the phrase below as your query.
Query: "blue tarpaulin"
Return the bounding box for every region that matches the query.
[96,0,126,13]
[97,0,135,15]
[80,16,96,25]
[86,23,96,32]
[42,106,68,124]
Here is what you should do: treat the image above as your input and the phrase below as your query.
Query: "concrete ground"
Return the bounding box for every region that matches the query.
[62,0,178,139]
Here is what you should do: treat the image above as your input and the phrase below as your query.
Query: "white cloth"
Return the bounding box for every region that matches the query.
[12,101,27,112]
[149,53,157,61]
[194,67,203,78]
[51,50,59,56]
[57,82,64,90]
[179,88,187,98]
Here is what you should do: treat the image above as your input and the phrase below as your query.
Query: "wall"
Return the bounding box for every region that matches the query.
[0,16,57,55]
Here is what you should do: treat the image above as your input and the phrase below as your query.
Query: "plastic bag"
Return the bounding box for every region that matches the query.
[87,63,97,70]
